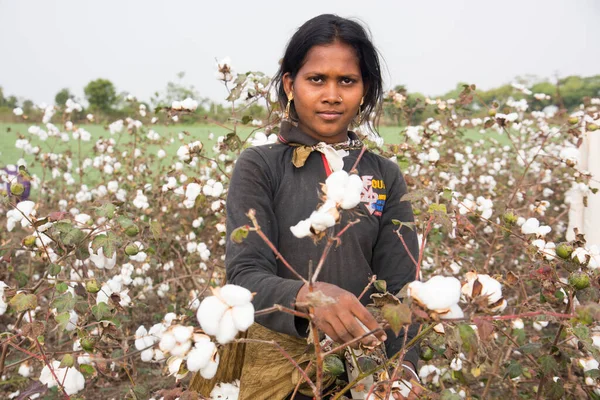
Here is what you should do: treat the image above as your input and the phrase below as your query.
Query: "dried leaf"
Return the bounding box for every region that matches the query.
[381,303,412,336]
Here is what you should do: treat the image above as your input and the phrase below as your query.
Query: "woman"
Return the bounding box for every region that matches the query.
[226,14,420,399]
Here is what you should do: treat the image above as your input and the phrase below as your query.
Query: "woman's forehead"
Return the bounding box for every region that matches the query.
[299,41,360,74]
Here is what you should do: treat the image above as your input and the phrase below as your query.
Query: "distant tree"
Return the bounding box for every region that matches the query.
[0,86,5,106]
[5,95,18,108]
[22,100,34,114]
[559,75,600,109]
[150,72,208,109]
[84,79,117,113]
[55,88,73,106]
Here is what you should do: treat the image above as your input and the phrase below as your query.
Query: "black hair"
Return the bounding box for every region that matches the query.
[273,14,384,136]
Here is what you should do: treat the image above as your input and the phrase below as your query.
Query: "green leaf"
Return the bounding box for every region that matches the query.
[538,355,558,375]
[356,355,378,373]
[440,389,462,400]
[544,379,565,400]
[400,188,434,203]
[390,220,415,231]
[116,215,135,230]
[323,354,345,376]
[55,312,72,331]
[92,302,113,321]
[381,303,412,336]
[48,263,62,276]
[52,293,76,313]
[505,361,522,379]
[55,282,69,293]
[373,280,387,293]
[230,226,249,244]
[428,203,447,214]
[14,271,29,288]
[224,132,242,151]
[519,342,542,355]
[9,293,37,313]
[457,324,478,353]
[95,203,116,219]
[64,227,85,246]
[442,188,453,202]
[60,354,75,368]
[79,364,96,379]
[91,232,120,258]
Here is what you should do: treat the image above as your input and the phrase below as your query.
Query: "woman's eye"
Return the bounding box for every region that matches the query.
[341,78,355,85]
[310,77,323,83]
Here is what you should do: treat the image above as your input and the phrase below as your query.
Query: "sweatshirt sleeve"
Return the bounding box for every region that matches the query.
[370,160,421,369]
[225,147,306,337]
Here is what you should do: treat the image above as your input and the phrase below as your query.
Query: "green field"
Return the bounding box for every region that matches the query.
[0,122,505,181]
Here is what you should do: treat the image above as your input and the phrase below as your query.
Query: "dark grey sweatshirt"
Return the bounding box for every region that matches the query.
[225,125,420,368]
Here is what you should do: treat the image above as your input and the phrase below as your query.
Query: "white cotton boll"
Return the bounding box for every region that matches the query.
[159,332,177,352]
[210,381,240,400]
[290,218,312,238]
[18,362,33,377]
[450,357,463,371]
[219,284,253,307]
[309,209,337,232]
[340,192,361,210]
[439,303,464,320]
[533,321,549,331]
[462,272,504,305]
[201,353,220,379]
[170,340,192,357]
[521,218,540,235]
[186,340,216,372]
[512,319,525,330]
[216,309,238,344]
[197,296,229,335]
[172,101,182,110]
[231,303,254,331]
[394,380,412,399]
[167,356,184,377]
[408,276,461,312]
[141,348,154,362]
[172,325,194,343]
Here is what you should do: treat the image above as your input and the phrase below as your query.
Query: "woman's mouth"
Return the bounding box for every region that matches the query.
[317,111,343,121]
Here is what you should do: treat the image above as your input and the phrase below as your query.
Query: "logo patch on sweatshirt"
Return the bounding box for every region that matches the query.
[360,175,386,217]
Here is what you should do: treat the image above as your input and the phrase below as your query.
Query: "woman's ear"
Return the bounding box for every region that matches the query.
[283,72,293,99]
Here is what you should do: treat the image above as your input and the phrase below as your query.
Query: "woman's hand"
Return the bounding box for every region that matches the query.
[295,282,387,347]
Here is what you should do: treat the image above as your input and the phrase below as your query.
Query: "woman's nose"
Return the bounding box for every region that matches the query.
[322,83,341,104]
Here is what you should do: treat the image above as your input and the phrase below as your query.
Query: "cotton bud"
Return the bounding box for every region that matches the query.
[555,243,574,259]
[23,235,37,247]
[125,244,139,256]
[125,224,140,237]
[488,108,497,117]
[588,123,599,132]
[568,272,590,290]
[10,183,25,196]
[85,279,100,293]
[568,116,579,125]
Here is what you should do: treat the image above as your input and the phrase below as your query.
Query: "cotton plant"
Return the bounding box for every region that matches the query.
[197,284,254,344]
[291,170,363,238]
[407,276,464,319]
[39,360,85,395]
[460,272,507,313]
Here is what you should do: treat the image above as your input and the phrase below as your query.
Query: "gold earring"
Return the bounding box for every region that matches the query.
[356,97,364,126]
[284,93,293,120]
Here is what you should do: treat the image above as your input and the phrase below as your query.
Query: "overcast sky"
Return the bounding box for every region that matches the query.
[1,0,599,105]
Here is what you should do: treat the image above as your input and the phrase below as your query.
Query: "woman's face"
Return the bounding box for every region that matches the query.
[283,41,364,144]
